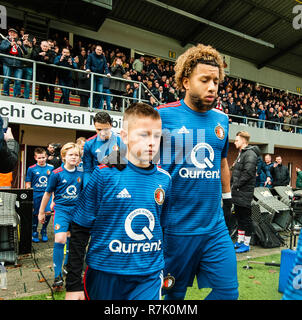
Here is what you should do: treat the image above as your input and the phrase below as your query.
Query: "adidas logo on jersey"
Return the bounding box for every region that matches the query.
[117,188,131,198]
[178,126,190,134]
[62,179,67,183]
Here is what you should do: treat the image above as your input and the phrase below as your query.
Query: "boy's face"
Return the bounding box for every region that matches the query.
[35,153,47,166]
[121,117,162,167]
[64,148,80,167]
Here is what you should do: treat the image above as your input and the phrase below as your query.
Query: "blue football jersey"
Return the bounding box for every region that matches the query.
[46,165,83,207]
[82,131,125,187]
[25,163,54,193]
[156,99,229,235]
[72,162,172,276]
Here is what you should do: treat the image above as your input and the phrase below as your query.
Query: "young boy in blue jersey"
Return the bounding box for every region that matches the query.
[38,143,83,291]
[103,44,239,300]
[25,148,54,243]
[82,111,124,187]
[65,103,172,300]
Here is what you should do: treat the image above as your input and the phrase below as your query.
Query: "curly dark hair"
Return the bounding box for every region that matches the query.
[174,43,225,90]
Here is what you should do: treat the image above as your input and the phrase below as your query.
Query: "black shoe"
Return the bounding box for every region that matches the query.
[52,275,64,291]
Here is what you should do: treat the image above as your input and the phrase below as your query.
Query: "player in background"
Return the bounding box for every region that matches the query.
[156,44,238,300]
[65,103,172,300]
[38,143,83,291]
[25,147,54,243]
[82,111,124,187]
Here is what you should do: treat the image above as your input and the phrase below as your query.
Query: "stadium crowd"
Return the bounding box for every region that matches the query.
[1,26,302,130]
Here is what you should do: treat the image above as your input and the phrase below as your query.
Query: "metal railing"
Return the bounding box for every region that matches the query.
[0,52,160,112]
[0,52,302,133]
[227,113,302,134]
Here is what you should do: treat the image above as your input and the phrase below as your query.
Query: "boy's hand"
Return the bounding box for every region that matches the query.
[65,291,85,300]
[38,212,46,224]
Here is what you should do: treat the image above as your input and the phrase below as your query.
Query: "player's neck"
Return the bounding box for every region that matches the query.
[126,152,151,168]
[184,96,209,113]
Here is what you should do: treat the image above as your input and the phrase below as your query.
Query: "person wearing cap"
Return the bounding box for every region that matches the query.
[0,28,27,97]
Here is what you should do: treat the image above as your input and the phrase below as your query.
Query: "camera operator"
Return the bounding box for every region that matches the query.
[46,143,62,169]
[0,116,19,173]
[54,47,78,105]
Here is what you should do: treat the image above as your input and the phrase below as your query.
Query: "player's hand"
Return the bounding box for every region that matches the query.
[38,212,46,224]
[101,150,127,171]
[222,192,233,210]
[65,291,85,300]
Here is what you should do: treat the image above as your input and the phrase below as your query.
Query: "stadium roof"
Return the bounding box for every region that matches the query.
[5,0,302,78]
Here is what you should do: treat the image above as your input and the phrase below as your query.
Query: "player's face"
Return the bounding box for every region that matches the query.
[35,153,47,166]
[183,63,219,112]
[95,122,112,140]
[64,148,80,167]
[122,117,162,167]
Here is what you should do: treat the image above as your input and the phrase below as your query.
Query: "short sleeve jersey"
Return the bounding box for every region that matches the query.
[46,165,83,207]
[156,99,229,235]
[25,163,54,193]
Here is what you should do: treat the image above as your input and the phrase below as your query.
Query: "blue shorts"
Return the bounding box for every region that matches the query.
[163,222,238,294]
[84,267,163,300]
[53,205,74,234]
[33,192,52,215]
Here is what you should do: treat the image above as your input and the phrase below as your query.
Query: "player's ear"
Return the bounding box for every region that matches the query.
[120,128,128,145]
[182,77,190,91]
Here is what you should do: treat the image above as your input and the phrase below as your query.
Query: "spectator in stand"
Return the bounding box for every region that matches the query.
[32,40,55,102]
[0,116,19,173]
[109,57,126,112]
[86,45,111,110]
[47,39,58,102]
[78,63,90,108]
[0,28,27,97]
[290,113,299,133]
[257,103,266,128]
[132,81,146,103]
[266,107,278,130]
[132,55,144,73]
[270,156,290,187]
[21,34,34,99]
[77,47,87,70]
[282,111,292,132]
[54,47,78,105]
[101,63,112,110]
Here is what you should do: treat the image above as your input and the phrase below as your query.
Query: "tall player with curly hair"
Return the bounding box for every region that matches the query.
[156,44,238,300]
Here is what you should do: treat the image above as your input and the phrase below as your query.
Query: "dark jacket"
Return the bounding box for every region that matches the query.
[0,117,19,173]
[231,145,260,208]
[270,163,290,187]
[54,55,78,81]
[32,47,55,82]
[0,37,27,68]
[78,72,91,97]
[296,171,302,189]
[86,52,109,75]
[109,64,126,92]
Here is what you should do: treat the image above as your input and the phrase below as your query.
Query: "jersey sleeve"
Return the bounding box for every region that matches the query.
[221,136,229,159]
[82,142,93,187]
[72,166,103,228]
[25,167,32,182]
[45,172,57,193]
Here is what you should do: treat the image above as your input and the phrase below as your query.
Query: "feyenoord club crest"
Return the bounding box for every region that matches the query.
[77,177,81,183]
[154,187,165,205]
[162,274,175,290]
[214,124,225,140]
[55,224,60,231]
[112,145,119,151]
[47,170,51,175]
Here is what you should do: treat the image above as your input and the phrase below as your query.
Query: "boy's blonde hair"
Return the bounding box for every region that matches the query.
[236,131,250,143]
[60,142,81,163]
